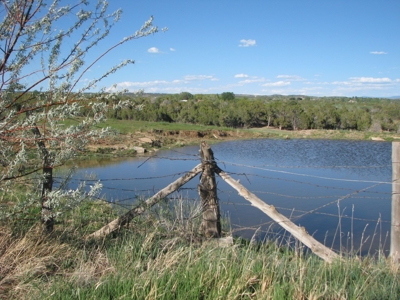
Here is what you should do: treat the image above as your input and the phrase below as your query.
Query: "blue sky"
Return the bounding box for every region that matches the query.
[86,0,400,97]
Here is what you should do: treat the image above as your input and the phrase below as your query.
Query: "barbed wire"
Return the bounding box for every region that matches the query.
[217,171,391,195]
[242,163,391,169]
[48,149,395,244]
[59,170,197,182]
[218,201,391,223]
[217,160,392,185]
[245,190,390,200]
[58,168,391,196]
[92,189,392,225]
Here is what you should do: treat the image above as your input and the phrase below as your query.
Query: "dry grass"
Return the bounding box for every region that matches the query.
[0,225,67,298]
[0,223,115,299]
[1,197,400,299]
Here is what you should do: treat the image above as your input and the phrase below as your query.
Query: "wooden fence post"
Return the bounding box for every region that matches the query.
[391,142,400,262]
[215,165,340,263]
[199,141,221,238]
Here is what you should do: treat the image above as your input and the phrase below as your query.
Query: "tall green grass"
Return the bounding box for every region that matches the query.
[2,197,400,299]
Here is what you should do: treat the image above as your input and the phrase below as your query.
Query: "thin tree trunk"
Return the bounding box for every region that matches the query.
[30,122,54,233]
[215,166,340,263]
[199,141,221,237]
[88,164,202,239]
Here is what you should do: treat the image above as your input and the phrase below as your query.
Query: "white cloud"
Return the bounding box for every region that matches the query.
[261,86,323,95]
[109,75,220,92]
[115,80,169,88]
[148,47,160,53]
[172,79,186,84]
[261,89,288,95]
[238,77,266,84]
[370,51,387,55]
[239,39,256,47]
[277,75,305,81]
[330,76,398,94]
[304,81,330,85]
[234,73,249,78]
[262,81,291,87]
[333,77,390,86]
[349,77,392,83]
[170,48,176,52]
[184,75,218,81]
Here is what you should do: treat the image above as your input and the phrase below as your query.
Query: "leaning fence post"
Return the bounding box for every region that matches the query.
[198,141,221,237]
[391,142,400,262]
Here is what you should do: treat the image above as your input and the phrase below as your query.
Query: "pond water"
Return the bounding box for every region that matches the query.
[72,139,393,255]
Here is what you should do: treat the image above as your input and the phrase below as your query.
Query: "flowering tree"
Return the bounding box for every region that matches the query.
[0,0,164,232]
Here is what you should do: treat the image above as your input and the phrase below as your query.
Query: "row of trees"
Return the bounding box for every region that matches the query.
[104,95,400,132]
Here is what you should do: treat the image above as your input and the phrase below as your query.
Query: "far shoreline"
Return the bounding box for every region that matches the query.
[82,120,400,160]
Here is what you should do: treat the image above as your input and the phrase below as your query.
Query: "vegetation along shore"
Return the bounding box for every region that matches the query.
[84,92,400,158]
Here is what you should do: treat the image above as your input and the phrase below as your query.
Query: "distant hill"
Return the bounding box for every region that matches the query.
[389,96,400,99]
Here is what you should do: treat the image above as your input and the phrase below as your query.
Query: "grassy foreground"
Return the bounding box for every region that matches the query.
[1,198,400,300]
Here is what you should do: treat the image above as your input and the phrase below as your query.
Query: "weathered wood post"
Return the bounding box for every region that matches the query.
[391,142,400,262]
[215,166,340,263]
[199,141,221,237]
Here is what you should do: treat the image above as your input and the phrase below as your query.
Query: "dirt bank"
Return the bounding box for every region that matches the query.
[86,127,399,158]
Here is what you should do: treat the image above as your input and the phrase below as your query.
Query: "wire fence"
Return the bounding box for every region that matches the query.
[62,145,393,255]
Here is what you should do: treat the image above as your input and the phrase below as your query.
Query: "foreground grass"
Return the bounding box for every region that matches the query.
[1,198,400,299]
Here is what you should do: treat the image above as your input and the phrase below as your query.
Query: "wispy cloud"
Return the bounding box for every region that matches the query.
[109,74,219,92]
[262,81,290,87]
[331,76,397,93]
[148,47,160,53]
[277,75,305,81]
[170,48,176,52]
[349,77,391,83]
[234,73,249,78]
[370,51,387,55]
[113,80,169,88]
[239,39,256,47]
[184,75,218,81]
[238,77,266,84]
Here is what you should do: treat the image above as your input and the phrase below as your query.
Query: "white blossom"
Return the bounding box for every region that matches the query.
[0,0,163,228]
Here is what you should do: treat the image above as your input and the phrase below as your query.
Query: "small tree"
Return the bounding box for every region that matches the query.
[220,92,235,101]
[178,91,194,100]
[0,0,165,232]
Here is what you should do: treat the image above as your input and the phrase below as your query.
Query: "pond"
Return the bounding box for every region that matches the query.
[72,139,393,256]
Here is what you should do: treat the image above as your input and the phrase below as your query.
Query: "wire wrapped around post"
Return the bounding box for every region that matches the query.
[198,141,221,238]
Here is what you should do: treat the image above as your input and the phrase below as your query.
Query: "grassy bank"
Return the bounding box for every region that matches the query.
[84,119,400,158]
[1,198,400,299]
[99,119,400,141]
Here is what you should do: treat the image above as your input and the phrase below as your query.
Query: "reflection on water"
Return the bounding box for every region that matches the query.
[72,139,392,255]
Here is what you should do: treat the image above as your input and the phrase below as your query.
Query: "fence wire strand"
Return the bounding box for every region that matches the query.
[60,151,392,230]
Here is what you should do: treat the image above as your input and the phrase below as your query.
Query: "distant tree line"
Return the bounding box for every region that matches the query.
[95,92,400,132]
